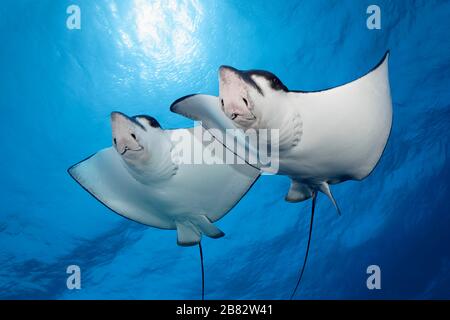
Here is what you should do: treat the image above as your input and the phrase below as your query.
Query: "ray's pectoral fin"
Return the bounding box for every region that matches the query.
[175,220,201,246]
[175,216,225,246]
[170,94,236,131]
[193,215,225,239]
[318,182,341,216]
[285,179,314,203]
[285,180,341,215]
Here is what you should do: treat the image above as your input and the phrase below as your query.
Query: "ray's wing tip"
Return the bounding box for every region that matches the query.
[67,164,78,180]
[170,94,199,113]
[370,49,391,74]
[383,49,390,64]
[66,153,98,182]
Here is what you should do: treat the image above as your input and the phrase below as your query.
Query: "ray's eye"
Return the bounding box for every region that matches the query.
[113,138,117,145]
[221,99,224,107]
[243,98,248,106]
[131,133,136,140]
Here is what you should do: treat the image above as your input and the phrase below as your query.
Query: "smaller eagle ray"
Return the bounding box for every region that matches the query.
[68,111,260,299]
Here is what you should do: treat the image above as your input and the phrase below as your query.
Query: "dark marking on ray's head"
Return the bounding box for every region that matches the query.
[245,69,289,92]
[221,65,289,94]
[134,115,161,128]
[221,65,265,96]
[111,111,147,131]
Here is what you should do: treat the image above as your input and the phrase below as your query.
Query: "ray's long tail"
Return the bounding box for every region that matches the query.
[290,191,317,299]
[199,242,205,300]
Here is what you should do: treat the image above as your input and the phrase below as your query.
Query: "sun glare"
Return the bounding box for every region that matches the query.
[133,0,203,63]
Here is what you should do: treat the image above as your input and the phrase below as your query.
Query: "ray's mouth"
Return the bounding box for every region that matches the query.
[120,146,144,155]
[230,113,257,121]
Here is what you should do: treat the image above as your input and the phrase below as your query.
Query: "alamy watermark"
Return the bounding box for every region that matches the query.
[170,122,280,173]
[66,5,81,30]
[66,265,81,290]
[367,5,381,30]
[366,264,381,290]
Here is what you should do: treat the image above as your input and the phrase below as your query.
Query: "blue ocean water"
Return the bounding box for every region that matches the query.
[0,0,449,299]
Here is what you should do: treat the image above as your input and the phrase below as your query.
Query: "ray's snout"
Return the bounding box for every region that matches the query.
[110,111,131,123]
[110,111,141,155]
[219,65,236,73]
[219,65,242,81]
[218,66,256,124]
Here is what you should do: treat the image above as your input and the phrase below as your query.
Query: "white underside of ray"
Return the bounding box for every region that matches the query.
[68,127,260,246]
[282,54,392,183]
